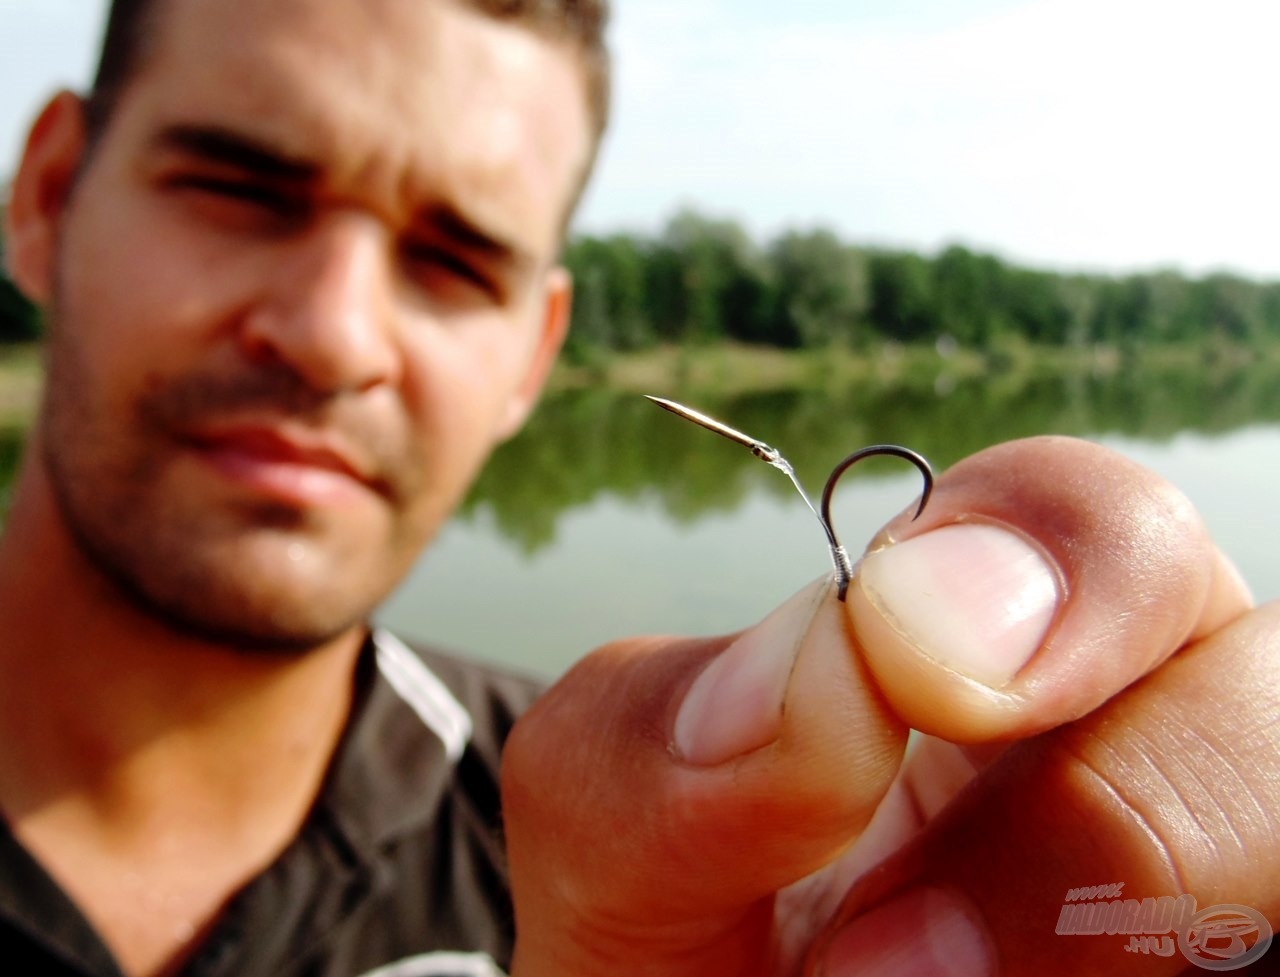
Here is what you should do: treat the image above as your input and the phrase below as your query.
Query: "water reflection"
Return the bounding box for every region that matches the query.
[381,357,1280,675]
[460,354,1280,556]
[3,355,1278,677]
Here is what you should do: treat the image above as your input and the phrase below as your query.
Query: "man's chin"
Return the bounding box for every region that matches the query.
[125,578,371,655]
[46,443,406,653]
[82,530,380,654]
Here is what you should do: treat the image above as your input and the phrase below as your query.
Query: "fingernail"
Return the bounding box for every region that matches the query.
[674,578,831,765]
[822,887,995,977]
[857,523,1060,688]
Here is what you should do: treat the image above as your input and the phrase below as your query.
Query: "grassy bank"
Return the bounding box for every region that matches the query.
[550,338,1274,398]
[0,344,41,427]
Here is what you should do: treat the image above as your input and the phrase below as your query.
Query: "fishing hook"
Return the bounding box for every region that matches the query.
[646,396,934,601]
[820,444,933,599]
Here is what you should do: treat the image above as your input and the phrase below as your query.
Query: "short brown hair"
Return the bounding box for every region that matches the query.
[84,0,611,164]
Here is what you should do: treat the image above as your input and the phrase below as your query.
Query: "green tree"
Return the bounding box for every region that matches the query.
[1138,272,1195,343]
[932,245,1002,346]
[1053,274,1099,348]
[657,211,769,345]
[1189,274,1265,343]
[0,279,40,343]
[640,240,686,343]
[562,233,651,354]
[867,251,938,341]
[0,214,42,343]
[1259,283,1280,340]
[1089,277,1140,345]
[766,230,869,348]
[1003,268,1071,344]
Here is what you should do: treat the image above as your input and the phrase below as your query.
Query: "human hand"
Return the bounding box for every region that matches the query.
[501,436,1278,976]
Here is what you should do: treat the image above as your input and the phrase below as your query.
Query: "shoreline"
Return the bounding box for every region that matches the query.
[550,339,1274,396]
[1,339,1274,425]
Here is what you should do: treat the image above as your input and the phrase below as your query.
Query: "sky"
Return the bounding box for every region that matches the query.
[3,0,1279,279]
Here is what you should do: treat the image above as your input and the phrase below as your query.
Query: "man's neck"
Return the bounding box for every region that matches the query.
[0,457,364,976]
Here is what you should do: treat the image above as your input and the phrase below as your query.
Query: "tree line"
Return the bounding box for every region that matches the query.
[4,207,1280,349]
[563,210,1280,358]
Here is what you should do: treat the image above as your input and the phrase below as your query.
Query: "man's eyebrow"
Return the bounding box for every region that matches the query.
[421,204,534,271]
[151,124,319,182]
[153,126,541,270]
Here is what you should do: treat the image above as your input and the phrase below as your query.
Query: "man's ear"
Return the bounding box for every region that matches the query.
[4,91,89,306]
[496,265,572,441]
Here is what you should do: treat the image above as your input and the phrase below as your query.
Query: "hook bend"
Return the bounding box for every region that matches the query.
[820,445,935,600]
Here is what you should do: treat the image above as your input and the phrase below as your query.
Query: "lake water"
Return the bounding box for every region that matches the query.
[377,357,1280,678]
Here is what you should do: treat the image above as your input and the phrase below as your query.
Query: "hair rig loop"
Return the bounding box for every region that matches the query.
[647,396,934,601]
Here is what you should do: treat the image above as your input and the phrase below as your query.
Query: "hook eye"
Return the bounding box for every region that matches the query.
[820,445,935,601]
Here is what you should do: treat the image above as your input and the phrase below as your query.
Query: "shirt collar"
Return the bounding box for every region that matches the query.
[317,630,469,856]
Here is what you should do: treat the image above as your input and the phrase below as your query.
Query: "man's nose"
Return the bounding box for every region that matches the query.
[240,215,401,393]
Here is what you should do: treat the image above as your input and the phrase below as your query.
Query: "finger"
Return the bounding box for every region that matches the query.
[844,436,1254,741]
[503,578,908,976]
[1189,545,1254,640]
[810,601,1280,977]
[786,442,1257,960]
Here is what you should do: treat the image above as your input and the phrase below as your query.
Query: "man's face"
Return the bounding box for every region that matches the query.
[21,0,591,648]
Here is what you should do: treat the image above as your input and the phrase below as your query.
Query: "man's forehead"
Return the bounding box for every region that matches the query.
[134,0,592,251]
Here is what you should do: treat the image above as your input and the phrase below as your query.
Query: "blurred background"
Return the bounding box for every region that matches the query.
[3,0,1278,676]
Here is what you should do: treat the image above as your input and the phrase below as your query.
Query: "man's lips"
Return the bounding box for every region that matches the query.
[180,424,385,506]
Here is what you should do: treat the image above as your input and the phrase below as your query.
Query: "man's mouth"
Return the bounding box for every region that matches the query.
[181,423,385,508]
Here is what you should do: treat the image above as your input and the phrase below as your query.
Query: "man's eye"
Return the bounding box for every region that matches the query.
[402,244,499,301]
[170,175,306,221]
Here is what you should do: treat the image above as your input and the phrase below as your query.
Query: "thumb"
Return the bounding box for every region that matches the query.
[502,577,908,976]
